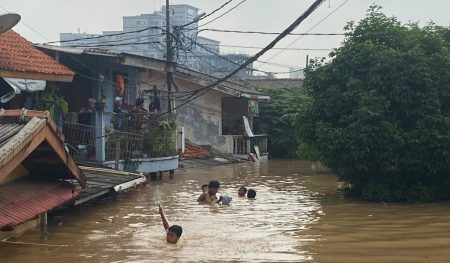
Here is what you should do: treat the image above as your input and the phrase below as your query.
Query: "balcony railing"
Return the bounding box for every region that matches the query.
[62,118,177,166]
[232,134,268,157]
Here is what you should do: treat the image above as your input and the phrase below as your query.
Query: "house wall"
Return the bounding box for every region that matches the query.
[140,70,233,152]
[173,77,224,149]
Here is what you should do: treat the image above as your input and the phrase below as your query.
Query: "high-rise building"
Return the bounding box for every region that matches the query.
[59,4,254,78]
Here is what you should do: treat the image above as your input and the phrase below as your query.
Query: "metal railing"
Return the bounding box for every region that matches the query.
[62,119,177,166]
[62,122,97,163]
[111,112,163,133]
[232,135,268,156]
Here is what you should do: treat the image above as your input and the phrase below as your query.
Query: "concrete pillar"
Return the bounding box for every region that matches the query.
[95,73,106,165]
[177,127,185,153]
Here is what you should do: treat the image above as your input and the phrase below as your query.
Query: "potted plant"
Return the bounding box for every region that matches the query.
[95,96,106,111]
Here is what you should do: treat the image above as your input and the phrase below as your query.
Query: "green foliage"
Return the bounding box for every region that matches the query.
[142,119,177,156]
[36,84,69,119]
[297,5,450,202]
[255,85,311,158]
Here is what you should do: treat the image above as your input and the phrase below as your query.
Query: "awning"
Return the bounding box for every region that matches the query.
[0,77,46,103]
[0,178,82,228]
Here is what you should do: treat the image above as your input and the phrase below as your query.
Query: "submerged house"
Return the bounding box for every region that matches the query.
[0,30,86,239]
[36,45,269,163]
[0,109,86,239]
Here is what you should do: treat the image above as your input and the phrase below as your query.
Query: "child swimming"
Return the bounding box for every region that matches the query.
[158,204,183,244]
[238,186,247,197]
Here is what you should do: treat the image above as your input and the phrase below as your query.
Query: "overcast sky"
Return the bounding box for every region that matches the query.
[2,0,449,77]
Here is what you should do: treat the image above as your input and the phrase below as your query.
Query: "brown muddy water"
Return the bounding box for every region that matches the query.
[1,160,450,262]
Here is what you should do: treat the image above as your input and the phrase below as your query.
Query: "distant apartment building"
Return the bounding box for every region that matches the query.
[60,32,102,47]
[59,4,254,78]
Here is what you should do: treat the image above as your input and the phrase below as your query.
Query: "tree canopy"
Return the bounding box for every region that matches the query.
[256,85,310,158]
[297,5,450,202]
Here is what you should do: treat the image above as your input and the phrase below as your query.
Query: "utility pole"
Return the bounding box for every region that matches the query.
[165,0,173,112]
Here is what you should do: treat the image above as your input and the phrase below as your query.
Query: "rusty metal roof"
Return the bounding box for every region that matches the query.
[0,178,82,228]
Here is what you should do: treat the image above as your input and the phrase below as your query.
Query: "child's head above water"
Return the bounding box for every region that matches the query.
[247,189,256,199]
[166,225,183,244]
[208,180,220,195]
[201,184,208,192]
[238,186,247,197]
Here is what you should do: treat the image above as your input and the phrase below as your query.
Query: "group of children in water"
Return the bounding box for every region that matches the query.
[158,180,257,244]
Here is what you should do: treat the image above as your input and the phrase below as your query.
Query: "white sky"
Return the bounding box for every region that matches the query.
[1,0,449,77]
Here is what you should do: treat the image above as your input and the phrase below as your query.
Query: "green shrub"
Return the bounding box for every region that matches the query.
[297,5,450,202]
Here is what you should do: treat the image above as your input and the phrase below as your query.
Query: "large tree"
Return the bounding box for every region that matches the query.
[297,5,450,202]
[255,85,310,158]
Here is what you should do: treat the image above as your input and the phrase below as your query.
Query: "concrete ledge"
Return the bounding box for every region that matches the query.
[103,155,179,174]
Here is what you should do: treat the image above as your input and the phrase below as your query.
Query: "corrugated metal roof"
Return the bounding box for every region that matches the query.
[0,123,23,148]
[0,178,82,228]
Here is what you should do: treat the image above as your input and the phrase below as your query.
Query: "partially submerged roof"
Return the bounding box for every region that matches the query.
[0,30,74,82]
[35,44,269,100]
[0,178,82,229]
[0,109,86,187]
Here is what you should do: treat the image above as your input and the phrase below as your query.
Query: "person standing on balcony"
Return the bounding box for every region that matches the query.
[78,98,96,126]
[130,98,148,131]
[114,97,126,113]
[113,97,127,130]
[131,98,147,113]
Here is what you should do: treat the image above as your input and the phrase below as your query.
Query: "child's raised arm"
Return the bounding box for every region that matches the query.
[158,204,169,231]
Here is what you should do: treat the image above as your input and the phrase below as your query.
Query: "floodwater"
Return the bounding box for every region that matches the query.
[1,160,450,262]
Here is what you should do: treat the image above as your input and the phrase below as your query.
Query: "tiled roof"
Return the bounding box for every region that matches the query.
[180,140,215,160]
[0,30,74,81]
[0,178,82,228]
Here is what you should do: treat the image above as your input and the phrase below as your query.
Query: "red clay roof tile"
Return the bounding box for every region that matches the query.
[180,140,215,160]
[0,30,74,80]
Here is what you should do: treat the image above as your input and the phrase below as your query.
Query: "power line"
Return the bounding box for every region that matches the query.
[44,26,164,44]
[257,0,351,68]
[160,0,326,118]
[63,33,165,46]
[199,28,345,36]
[0,5,50,42]
[198,0,249,28]
[180,0,235,28]
[211,43,333,51]
[192,43,303,74]
[69,41,162,48]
